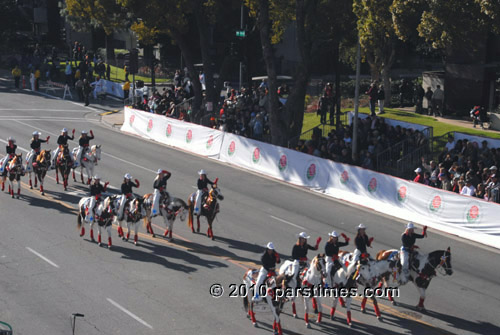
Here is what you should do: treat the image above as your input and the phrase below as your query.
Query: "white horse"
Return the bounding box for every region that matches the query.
[72,145,101,184]
[1,154,24,198]
[110,196,146,245]
[77,196,113,248]
[142,195,188,241]
[242,268,286,335]
[301,254,326,328]
[376,248,453,310]
[324,253,359,326]
[278,259,299,317]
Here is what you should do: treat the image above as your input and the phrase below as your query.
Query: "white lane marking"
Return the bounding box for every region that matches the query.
[10,120,156,174]
[23,88,105,114]
[0,109,87,113]
[270,215,307,230]
[2,119,90,122]
[26,247,59,268]
[107,298,153,329]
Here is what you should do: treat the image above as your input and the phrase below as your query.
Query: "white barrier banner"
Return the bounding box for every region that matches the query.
[323,161,500,248]
[219,133,328,189]
[349,112,431,134]
[103,80,125,98]
[120,107,223,158]
[453,131,500,150]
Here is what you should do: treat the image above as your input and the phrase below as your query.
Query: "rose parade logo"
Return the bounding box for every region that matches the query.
[464,202,481,224]
[206,135,214,149]
[228,141,236,156]
[186,129,193,143]
[129,114,135,126]
[367,177,378,193]
[340,170,349,184]
[428,194,444,214]
[147,119,153,132]
[306,163,317,181]
[252,147,261,164]
[278,154,288,172]
[166,124,172,137]
[397,185,409,203]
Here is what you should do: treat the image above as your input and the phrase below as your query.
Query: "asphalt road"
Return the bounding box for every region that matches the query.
[0,79,499,335]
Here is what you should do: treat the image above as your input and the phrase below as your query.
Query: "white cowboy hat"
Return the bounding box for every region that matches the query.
[406,222,415,229]
[93,175,100,180]
[81,130,87,134]
[157,169,164,174]
[414,167,422,173]
[357,223,366,230]
[62,128,68,133]
[328,231,339,238]
[490,166,498,170]
[124,173,132,180]
[266,242,275,250]
[198,169,206,175]
[7,137,15,142]
[32,131,40,136]
[298,232,310,239]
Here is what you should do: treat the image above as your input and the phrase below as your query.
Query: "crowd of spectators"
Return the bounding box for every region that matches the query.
[415,134,500,202]
[294,115,429,170]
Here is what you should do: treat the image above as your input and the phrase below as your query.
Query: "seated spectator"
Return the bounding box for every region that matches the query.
[451,177,460,193]
[414,167,424,183]
[476,183,486,199]
[460,178,476,196]
[439,173,451,190]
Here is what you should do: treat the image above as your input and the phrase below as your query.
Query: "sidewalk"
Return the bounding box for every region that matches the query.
[101,109,124,129]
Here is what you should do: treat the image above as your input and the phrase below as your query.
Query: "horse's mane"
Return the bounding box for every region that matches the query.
[376,249,398,261]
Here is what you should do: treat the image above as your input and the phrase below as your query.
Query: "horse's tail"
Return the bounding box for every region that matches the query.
[187,202,193,229]
[77,210,82,230]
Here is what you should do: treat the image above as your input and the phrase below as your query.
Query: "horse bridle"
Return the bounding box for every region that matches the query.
[429,250,452,276]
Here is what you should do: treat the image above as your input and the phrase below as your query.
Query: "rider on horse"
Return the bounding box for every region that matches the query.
[0,137,17,173]
[194,169,213,215]
[325,231,350,276]
[118,173,140,221]
[252,242,281,302]
[353,224,373,263]
[27,131,49,170]
[291,232,321,280]
[152,169,171,216]
[85,175,109,222]
[51,128,75,169]
[74,130,94,168]
[400,222,427,283]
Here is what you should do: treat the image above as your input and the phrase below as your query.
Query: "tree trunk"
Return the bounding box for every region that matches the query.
[105,34,115,64]
[381,66,391,108]
[257,0,285,145]
[334,37,341,126]
[194,4,216,116]
[170,29,202,120]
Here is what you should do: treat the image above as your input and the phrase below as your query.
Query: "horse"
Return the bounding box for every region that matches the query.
[1,154,24,198]
[242,268,286,335]
[33,150,51,195]
[142,194,189,241]
[376,247,453,311]
[300,254,326,328]
[324,253,359,326]
[55,145,73,191]
[187,178,223,240]
[72,144,101,184]
[110,196,146,245]
[77,196,114,248]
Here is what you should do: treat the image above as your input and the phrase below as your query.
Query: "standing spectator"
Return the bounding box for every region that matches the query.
[366,83,378,116]
[476,183,486,199]
[399,80,409,107]
[83,79,92,106]
[318,94,328,124]
[34,68,41,91]
[12,65,21,88]
[106,64,111,81]
[413,167,424,183]
[75,78,84,102]
[423,172,431,185]
[424,87,433,115]
[460,178,476,196]
[29,70,35,91]
[486,174,499,202]
[65,61,73,86]
[123,80,130,102]
[429,175,440,188]
[439,173,452,191]
[415,85,425,114]
[451,177,460,193]
[432,85,444,116]
[377,85,385,114]
[422,158,439,177]
[445,135,456,153]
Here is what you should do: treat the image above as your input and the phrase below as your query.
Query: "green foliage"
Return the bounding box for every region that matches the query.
[65,0,130,35]
[0,0,30,48]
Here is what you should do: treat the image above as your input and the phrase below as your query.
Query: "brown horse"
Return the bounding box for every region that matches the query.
[33,150,51,195]
[55,145,73,191]
[187,179,223,240]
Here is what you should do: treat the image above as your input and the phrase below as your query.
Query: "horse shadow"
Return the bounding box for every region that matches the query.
[43,189,82,205]
[97,243,198,274]
[209,235,275,255]
[13,193,77,215]
[136,239,228,270]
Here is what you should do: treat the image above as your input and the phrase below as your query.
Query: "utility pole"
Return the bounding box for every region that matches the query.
[352,37,361,163]
[239,3,244,91]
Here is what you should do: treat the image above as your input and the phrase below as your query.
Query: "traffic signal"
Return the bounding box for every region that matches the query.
[236,30,246,38]
[129,49,139,74]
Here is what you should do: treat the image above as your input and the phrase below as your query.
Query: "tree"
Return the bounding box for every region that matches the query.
[0,0,30,50]
[64,0,130,61]
[353,0,397,106]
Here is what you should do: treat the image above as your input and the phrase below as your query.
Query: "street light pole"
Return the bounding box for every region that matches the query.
[352,37,361,163]
[239,3,244,91]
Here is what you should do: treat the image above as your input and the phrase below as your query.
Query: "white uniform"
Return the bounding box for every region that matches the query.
[193,189,203,215]
[85,196,96,222]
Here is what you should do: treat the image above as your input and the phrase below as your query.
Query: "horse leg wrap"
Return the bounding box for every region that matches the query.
[418,297,425,308]
[90,229,95,241]
[117,226,123,237]
[312,298,318,311]
[273,321,276,331]
[126,232,130,240]
[97,234,102,244]
[40,185,44,193]
[169,230,172,239]
[17,188,20,195]
[277,322,282,335]
[87,178,91,185]
[304,313,309,324]
[80,226,85,237]
[360,297,367,311]
[373,300,381,317]
[134,234,138,245]
[388,291,394,302]
[250,311,256,324]
[330,307,336,317]
[108,237,112,248]
[1,182,4,191]
[317,312,322,323]
[29,179,32,189]
[339,297,346,307]
[347,311,352,325]
[164,229,169,237]
[292,302,297,316]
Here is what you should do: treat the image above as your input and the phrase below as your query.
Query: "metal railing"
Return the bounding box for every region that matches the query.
[397,145,430,179]
[287,111,349,148]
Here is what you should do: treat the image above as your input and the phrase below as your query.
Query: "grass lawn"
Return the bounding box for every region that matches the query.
[54,61,171,84]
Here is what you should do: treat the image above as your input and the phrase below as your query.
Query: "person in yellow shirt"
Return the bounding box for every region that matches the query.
[12,65,22,88]
[124,65,129,81]
[123,80,130,101]
[34,68,41,91]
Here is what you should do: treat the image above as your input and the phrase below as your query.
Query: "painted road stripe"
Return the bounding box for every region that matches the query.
[0,109,88,113]
[107,298,153,329]
[26,247,59,268]
[270,215,307,230]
